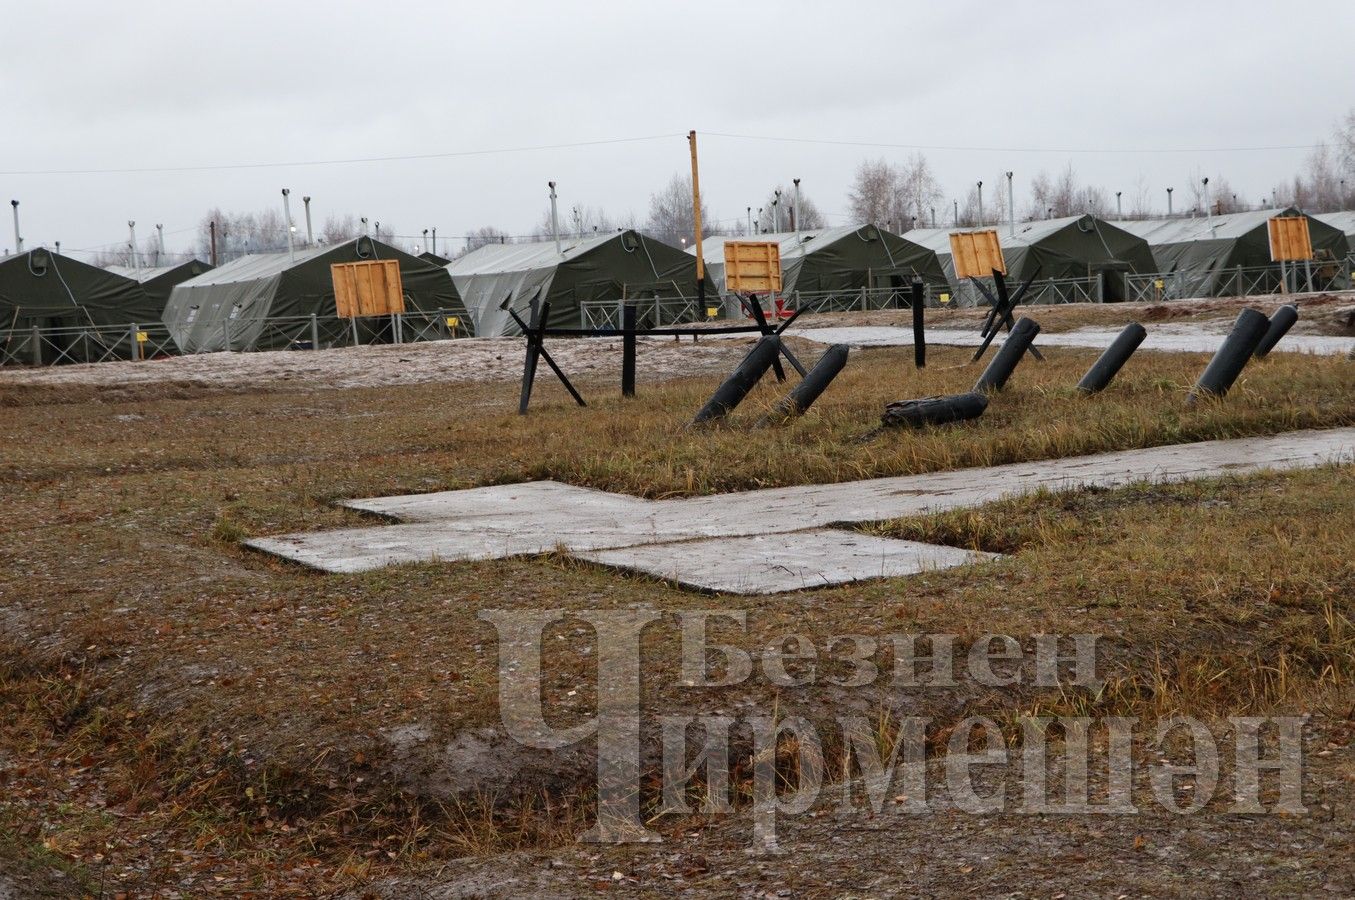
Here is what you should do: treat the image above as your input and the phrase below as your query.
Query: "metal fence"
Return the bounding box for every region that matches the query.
[0,321,177,367]
[579,296,706,330]
[5,260,1353,367]
[1125,258,1352,303]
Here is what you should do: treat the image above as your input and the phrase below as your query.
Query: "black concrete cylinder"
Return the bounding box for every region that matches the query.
[1253,304,1298,359]
[690,335,782,425]
[882,391,989,428]
[973,317,1041,393]
[1077,322,1147,394]
[757,344,849,426]
[1188,307,1270,402]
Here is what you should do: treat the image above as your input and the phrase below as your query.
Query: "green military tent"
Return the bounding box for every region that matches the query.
[163,236,469,353]
[447,229,698,336]
[907,215,1156,302]
[1,247,159,364]
[1119,208,1350,296]
[697,224,947,304]
[106,258,214,309]
[1315,211,1355,256]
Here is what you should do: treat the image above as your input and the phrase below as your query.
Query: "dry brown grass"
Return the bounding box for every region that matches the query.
[0,339,1351,892]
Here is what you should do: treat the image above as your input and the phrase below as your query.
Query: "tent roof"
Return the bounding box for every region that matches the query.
[106,259,211,283]
[447,232,625,277]
[1316,210,1355,239]
[1117,208,1302,244]
[695,224,909,265]
[177,241,341,287]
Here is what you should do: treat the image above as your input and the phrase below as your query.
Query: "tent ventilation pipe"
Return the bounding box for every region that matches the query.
[1006,172,1015,237]
[793,179,802,244]
[155,224,164,266]
[303,196,313,246]
[11,200,22,253]
[282,189,295,261]
[548,181,561,255]
[128,221,141,280]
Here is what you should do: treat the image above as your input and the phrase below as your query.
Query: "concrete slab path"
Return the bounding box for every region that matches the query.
[248,428,1355,593]
[790,325,1355,356]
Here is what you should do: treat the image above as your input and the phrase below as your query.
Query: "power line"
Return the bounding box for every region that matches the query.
[0,134,683,176]
[703,131,1325,155]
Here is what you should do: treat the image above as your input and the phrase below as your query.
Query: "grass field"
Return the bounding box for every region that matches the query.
[0,330,1352,895]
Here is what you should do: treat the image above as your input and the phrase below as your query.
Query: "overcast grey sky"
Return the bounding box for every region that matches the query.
[3,0,1353,260]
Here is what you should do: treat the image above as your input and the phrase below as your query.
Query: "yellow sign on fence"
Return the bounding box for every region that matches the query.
[1267,216,1314,262]
[723,241,782,293]
[949,230,1007,279]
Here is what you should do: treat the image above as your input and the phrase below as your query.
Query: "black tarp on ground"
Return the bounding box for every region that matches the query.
[1,247,159,364]
[163,237,470,352]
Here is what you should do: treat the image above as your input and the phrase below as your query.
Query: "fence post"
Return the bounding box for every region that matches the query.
[621,304,637,397]
[859,286,867,311]
[310,313,320,349]
[394,313,404,344]
[30,325,41,366]
[351,317,360,347]
[1235,265,1243,297]
[130,323,140,361]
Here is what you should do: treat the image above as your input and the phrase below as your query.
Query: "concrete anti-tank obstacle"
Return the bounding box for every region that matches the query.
[690,335,783,426]
[1077,322,1147,394]
[1187,308,1270,403]
[756,343,849,427]
[973,317,1042,393]
[1253,304,1298,359]
[881,392,989,429]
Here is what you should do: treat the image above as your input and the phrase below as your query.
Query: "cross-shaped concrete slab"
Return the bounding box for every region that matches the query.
[246,428,1355,593]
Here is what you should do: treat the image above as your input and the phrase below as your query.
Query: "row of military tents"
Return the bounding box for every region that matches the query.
[2,209,1353,363]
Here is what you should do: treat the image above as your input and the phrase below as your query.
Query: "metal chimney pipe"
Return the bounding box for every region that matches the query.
[302,196,313,246]
[155,224,164,266]
[1005,172,1014,237]
[977,181,984,227]
[281,189,295,261]
[793,178,802,242]
[1202,177,1212,229]
[1167,187,1174,216]
[209,221,217,266]
[422,228,429,254]
[55,240,60,255]
[548,181,561,254]
[10,200,21,253]
[431,227,437,255]
[746,206,752,235]
[128,220,141,279]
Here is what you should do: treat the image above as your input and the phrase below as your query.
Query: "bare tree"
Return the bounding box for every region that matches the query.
[847,159,897,225]
[319,214,395,245]
[460,226,511,256]
[846,154,941,231]
[642,173,715,248]
[1026,165,1109,219]
[896,154,943,230]
[756,184,826,233]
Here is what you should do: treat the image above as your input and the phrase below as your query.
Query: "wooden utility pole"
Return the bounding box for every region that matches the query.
[209,220,218,266]
[688,130,705,304]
